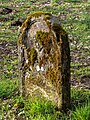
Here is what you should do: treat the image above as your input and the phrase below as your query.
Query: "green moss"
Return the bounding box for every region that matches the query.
[27,11,51,20]
[29,48,37,66]
[18,30,27,44]
[36,31,49,46]
[44,15,51,20]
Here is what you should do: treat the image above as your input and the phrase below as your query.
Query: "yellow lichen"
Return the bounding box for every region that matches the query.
[28,48,37,66]
[27,11,51,19]
[36,31,49,46]
[46,68,57,87]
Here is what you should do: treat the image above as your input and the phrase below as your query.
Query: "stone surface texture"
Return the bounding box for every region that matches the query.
[18,12,70,111]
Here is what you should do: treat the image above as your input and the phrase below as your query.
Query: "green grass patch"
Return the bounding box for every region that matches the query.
[71,102,90,120]
[13,88,90,120]
[0,87,90,119]
[24,97,56,120]
[0,80,18,99]
[71,88,90,106]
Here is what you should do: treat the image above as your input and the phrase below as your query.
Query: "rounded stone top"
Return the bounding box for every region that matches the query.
[20,11,63,33]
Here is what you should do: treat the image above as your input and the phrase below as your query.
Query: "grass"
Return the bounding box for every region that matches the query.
[0,0,90,119]
[0,84,90,119]
[24,97,56,120]
[71,102,90,120]
[0,80,18,99]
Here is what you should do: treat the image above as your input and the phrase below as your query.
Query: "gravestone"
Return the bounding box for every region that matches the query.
[18,12,70,111]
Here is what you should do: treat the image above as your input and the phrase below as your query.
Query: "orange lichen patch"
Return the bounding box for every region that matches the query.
[46,68,57,86]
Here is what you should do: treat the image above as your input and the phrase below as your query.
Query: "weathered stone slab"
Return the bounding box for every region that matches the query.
[18,12,70,111]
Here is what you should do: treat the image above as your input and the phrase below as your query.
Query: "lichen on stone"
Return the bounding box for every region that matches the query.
[20,12,52,32]
[18,11,70,111]
[36,31,49,46]
[28,48,37,66]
